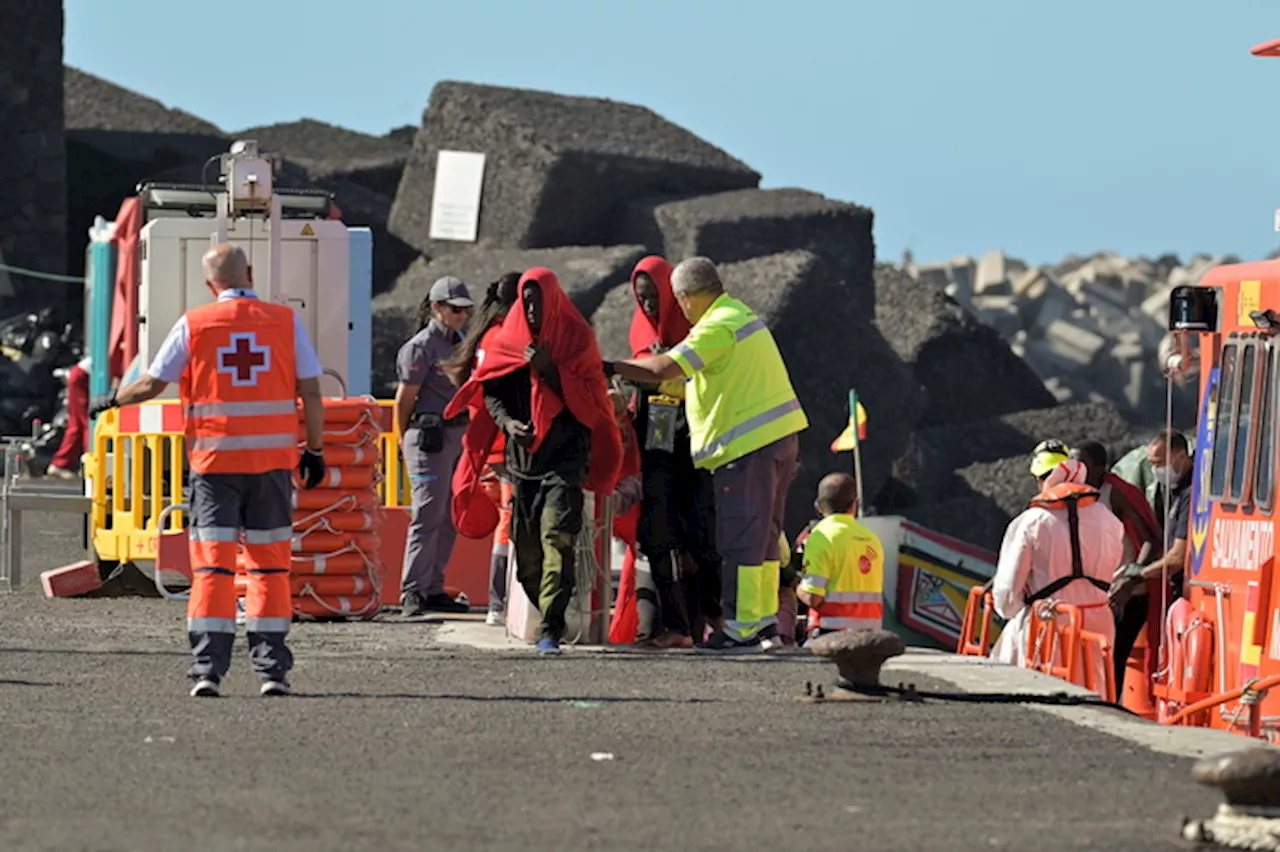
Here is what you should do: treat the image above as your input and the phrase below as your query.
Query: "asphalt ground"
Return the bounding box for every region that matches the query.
[0,511,1231,851]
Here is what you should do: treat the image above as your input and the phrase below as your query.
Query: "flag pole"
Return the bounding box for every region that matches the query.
[849,389,864,518]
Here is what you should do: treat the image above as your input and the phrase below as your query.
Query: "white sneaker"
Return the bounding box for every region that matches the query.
[45,465,77,480]
[260,680,292,697]
[485,609,505,627]
[190,678,220,697]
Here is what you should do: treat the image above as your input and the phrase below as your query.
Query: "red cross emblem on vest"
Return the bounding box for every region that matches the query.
[217,332,271,387]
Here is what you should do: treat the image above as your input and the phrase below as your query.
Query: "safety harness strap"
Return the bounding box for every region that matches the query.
[1025,496,1111,604]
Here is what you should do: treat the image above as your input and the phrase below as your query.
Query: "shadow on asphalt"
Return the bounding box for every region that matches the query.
[0,678,60,687]
[0,647,186,658]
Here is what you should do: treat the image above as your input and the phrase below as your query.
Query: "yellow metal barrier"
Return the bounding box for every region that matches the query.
[87,399,412,566]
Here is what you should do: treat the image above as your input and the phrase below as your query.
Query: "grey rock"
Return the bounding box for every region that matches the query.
[371,246,646,397]
[703,252,924,532]
[63,66,230,283]
[874,265,1055,429]
[592,283,641,362]
[886,400,1135,535]
[900,495,1013,555]
[1192,749,1280,807]
[233,118,410,198]
[615,188,875,313]
[808,629,906,689]
[0,4,66,313]
[64,65,221,135]
[389,81,759,256]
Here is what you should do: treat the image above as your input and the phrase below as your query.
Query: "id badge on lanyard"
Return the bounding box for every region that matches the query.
[645,394,681,453]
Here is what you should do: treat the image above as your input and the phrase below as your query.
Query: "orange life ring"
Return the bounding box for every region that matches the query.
[314,398,381,423]
[291,593,380,619]
[320,445,383,467]
[1181,614,1214,726]
[292,529,381,554]
[291,509,380,532]
[292,489,379,512]
[291,574,377,597]
[292,465,377,490]
[299,422,381,446]
[1156,599,1214,724]
[291,550,371,575]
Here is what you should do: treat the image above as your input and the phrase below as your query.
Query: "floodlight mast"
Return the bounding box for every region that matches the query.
[213,139,284,304]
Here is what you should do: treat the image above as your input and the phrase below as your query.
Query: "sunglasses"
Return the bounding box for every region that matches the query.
[445,304,470,314]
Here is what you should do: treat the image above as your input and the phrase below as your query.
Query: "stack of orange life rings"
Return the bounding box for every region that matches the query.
[288,398,385,620]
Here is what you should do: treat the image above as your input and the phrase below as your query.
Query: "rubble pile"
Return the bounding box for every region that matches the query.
[903,249,1209,429]
[0,2,66,315]
[887,400,1136,549]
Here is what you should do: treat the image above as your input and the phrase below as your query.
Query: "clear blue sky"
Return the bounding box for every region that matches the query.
[65,0,1280,267]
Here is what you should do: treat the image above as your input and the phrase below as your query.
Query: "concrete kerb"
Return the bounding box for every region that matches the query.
[435,624,1276,757]
[886,649,1272,760]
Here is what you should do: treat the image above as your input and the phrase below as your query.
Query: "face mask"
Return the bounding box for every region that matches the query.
[1152,466,1177,486]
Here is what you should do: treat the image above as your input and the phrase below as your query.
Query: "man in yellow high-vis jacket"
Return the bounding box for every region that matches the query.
[607,256,808,654]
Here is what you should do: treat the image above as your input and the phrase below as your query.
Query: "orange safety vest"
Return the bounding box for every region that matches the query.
[181,298,300,475]
[1023,482,1111,605]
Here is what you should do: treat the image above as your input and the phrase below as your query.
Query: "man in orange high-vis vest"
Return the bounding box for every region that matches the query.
[91,244,327,698]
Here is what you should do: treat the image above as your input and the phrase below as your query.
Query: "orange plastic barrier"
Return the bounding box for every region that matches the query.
[1023,600,1116,703]
[958,587,995,656]
[289,399,385,620]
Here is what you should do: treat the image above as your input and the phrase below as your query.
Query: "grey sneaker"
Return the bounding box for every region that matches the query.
[260,680,292,697]
[190,678,221,697]
[401,590,428,617]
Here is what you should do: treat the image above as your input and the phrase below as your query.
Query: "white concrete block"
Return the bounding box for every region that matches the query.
[1044,318,1107,367]
[976,249,1010,295]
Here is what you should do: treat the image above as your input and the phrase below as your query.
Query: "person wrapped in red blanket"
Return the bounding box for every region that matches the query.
[442,272,522,626]
[619,256,724,649]
[444,268,622,655]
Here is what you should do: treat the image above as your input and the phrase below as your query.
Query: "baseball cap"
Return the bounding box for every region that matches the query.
[1029,439,1071,477]
[429,275,474,307]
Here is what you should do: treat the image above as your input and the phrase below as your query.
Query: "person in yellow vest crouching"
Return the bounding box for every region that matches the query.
[606,256,808,654]
[795,473,884,646]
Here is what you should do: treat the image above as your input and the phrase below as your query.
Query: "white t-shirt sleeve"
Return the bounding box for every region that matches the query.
[292,312,323,380]
[146,316,191,383]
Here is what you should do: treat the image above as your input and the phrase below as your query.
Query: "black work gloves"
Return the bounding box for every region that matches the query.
[88,392,118,420]
[299,447,326,489]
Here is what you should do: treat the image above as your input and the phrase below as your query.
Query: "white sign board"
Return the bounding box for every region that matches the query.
[429,150,486,242]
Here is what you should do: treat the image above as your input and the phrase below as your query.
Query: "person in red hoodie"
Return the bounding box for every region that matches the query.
[444,268,622,655]
[444,272,521,626]
[622,256,723,648]
[1070,440,1165,692]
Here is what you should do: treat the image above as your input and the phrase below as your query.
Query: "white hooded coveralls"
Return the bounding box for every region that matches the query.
[989,460,1125,695]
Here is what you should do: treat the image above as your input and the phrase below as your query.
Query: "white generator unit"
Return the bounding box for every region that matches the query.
[125,140,371,398]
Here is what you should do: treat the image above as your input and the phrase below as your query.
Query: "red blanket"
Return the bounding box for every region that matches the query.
[607,417,643,644]
[628,256,690,357]
[1105,471,1166,682]
[445,268,623,538]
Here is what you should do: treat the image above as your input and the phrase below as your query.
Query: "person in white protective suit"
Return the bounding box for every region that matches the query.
[988,457,1125,694]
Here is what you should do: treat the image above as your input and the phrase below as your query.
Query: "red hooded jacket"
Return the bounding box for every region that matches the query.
[444,268,623,538]
[628,256,691,358]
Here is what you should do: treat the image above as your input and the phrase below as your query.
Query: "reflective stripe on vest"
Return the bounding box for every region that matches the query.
[682,295,808,471]
[182,298,300,475]
[811,591,883,632]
